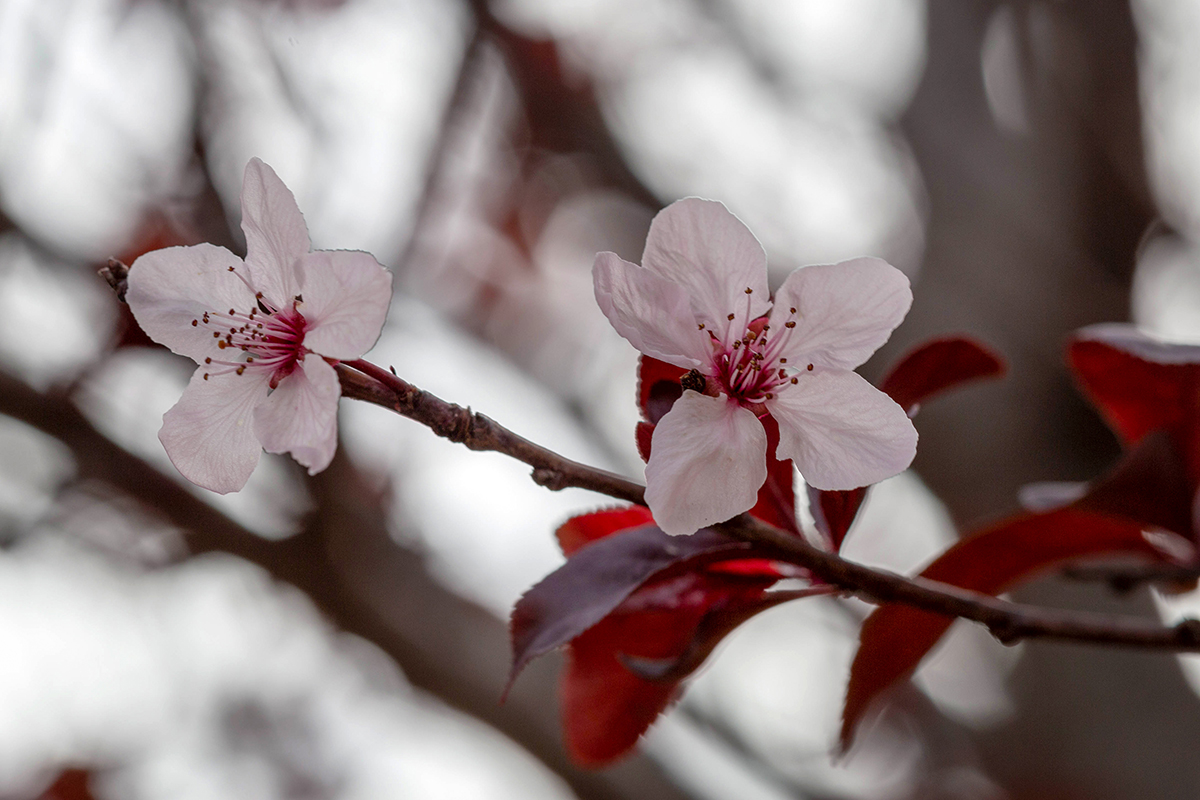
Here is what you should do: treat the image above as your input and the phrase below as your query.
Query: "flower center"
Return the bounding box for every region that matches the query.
[704,289,810,409]
[190,267,309,388]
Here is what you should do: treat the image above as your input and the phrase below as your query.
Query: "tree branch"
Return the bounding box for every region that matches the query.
[338,359,1200,654]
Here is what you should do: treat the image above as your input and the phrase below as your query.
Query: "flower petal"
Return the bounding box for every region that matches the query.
[641,199,771,337]
[594,251,709,368]
[253,353,340,475]
[127,243,256,364]
[159,366,271,493]
[768,257,911,370]
[770,370,917,491]
[644,392,768,535]
[240,158,311,309]
[296,250,393,359]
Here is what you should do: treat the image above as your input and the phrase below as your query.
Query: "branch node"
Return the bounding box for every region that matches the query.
[1175,618,1200,645]
[987,619,1025,646]
[531,467,568,491]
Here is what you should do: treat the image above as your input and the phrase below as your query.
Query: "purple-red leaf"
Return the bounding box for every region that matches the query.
[841,507,1184,750]
[561,571,776,765]
[880,335,1006,414]
[508,525,750,693]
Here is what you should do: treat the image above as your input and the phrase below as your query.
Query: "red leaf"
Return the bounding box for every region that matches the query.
[561,572,772,765]
[508,526,751,694]
[556,506,655,556]
[1068,325,1200,448]
[880,336,1006,414]
[841,507,1182,750]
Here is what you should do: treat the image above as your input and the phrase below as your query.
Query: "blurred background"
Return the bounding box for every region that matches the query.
[2,0,1200,797]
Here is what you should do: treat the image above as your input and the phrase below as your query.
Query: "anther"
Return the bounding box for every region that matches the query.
[698,323,706,330]
[727,313,735,321]
[191,319,198,327]
[204,357,212,364]
[733,341,741,349]
[681,369,706,393]
[779,358,787,364]
[203,373,210,380]
[212,332,220,338]
[790,377,798,384]
[785,321,796,329]
[218,341,228,349]
[744,287,753,294]
[790,307,797,314]
[236,366,245,375]
[765,393,774,399]
[229,309,235,315]
[807,363,813,371]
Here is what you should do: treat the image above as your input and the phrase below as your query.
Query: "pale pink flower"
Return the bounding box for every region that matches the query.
[126,158,392,493]
[594,198,917,536]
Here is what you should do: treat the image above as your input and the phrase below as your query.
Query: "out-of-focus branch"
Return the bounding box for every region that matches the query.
[1061,562,1200,594]
[0,366,697,800]
[338,359,1200,654]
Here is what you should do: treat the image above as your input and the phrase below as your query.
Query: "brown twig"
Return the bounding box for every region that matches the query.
[338,359,1200,654]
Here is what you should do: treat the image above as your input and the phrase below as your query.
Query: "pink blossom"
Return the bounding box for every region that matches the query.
[594,198,917,535]
[126,159,392,493]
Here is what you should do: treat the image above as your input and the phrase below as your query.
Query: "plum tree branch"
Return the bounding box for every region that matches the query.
[337,359,1200,654]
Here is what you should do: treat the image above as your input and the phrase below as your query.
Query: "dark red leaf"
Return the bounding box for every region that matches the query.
[560,572,773,765]
[808,484,868,551]
[637,356,686,424]
[880,336,1006,414]
[750,413,797,533]
[38,770,96,800]
[508,525,751,694]
[635,421,654,463]
[1068,325,1200,448]
[841,507,1185,750]
[1071,430,1195,539]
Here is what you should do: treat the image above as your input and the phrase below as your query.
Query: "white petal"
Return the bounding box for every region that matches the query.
[768,257,911,370]
[240,158,311,310]
[593,251,709,368]
[641,198,771,335]
[296,250,393,359]
[159,366,271,493]
[770,370,917,491]
[126,243,255,364]
[644,392,768,535]
[253,354,340,475]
